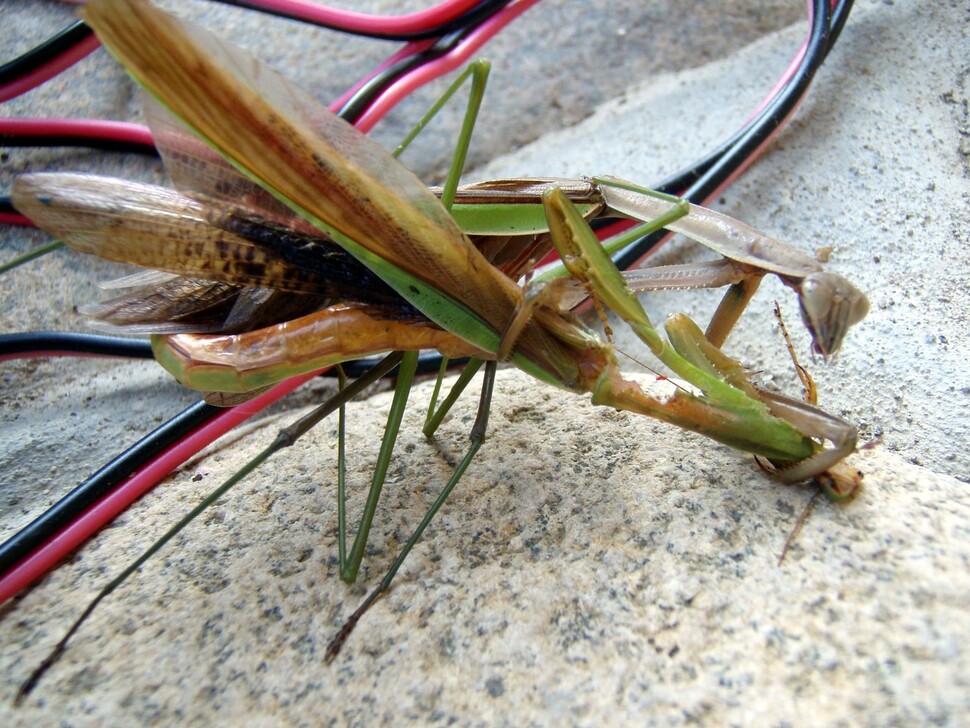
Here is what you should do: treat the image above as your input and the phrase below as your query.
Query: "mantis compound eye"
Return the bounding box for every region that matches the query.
[799,272,870,358]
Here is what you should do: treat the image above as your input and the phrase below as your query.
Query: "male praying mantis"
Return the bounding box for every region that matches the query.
[11,0,867,697]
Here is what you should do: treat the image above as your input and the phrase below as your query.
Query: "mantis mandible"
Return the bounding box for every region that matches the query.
[11,0,867,696]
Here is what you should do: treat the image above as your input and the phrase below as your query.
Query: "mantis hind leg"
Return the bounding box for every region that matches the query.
[337,351,419,583]
[15,352,404,702]
[327,61,503,629]
[423,357,485,437]
[326,360,497,661]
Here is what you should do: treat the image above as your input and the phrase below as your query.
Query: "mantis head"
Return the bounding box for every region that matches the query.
[798,272,870,359]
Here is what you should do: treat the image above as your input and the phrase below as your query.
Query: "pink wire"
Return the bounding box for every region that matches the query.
[328,39,436,112]
[353,0,542,133]
[744,0,817,124]
[234,0,484,36]
[0,0,488,103]
[56,0,483,36]
[0,32,100,104]
[0,212,31,226]
[620,0,845,270]
[0,117,153,146]
[0,370,320,604]
[692,0,842,209]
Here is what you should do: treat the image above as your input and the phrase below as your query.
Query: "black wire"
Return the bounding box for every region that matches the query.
[337,18,503,121]
[0,1,510,92]
[613,0,839,266]
[683,0,834,199]
[0,134,158,154]
[337,46,440,124]
[671,0,853,193]
[337,50,434,123]
[0,332,154,359]
[0,401,219,576]
[217,0,511,41]
[0,330,454,378]
[0,21,94,87]
[654,0,846,195]
[0,328,450,578]
[0,2,510,150]
[613,0,853,271]
[0,2,510,86]
[0,343,448,575]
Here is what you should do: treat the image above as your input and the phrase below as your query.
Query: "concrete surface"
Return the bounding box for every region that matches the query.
[1,0,968,725]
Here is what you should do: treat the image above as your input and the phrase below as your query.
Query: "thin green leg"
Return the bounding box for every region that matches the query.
[339,350,418,583]
[0,240,64,274]
[393,61,491,212]
[423,358,485,437]
[16,352,404,703]
[336,365,348,569]
[325,360,497,662]
[336,60,493,581]
[424,356,451,425]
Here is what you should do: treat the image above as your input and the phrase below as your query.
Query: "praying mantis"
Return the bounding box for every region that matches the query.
[9,0,867,696]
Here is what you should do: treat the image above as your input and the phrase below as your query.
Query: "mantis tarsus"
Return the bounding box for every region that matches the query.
[10,0,868,697]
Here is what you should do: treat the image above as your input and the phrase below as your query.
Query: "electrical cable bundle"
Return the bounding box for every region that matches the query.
[0,0,854,603]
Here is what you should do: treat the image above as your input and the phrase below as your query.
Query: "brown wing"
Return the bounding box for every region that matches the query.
[13,172,424,334]
[82,0,582,383]
[81,277,332,334]
[12,173,399,297]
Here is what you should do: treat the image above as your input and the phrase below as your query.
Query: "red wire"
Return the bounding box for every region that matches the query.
[0,4,520,153]
[55,0,486,36]
[0,1,496,103]
[0,371,320,605]
[0,117,154,146]
[329,39,437,112]
[233,0,486,36]
[707,0,830,198]
[0,32,100,104]
[619,0,845,271]
[353,0,541,132]
[0,212,31,226]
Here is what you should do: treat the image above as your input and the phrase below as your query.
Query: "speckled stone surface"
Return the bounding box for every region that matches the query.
[2,370,968,724]
[2,0,968,725]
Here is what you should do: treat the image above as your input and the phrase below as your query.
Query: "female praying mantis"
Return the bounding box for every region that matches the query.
[10,0,867,696]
